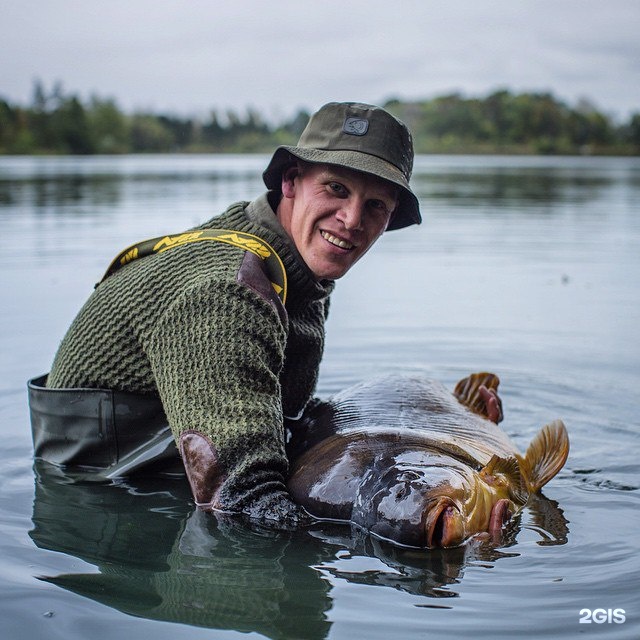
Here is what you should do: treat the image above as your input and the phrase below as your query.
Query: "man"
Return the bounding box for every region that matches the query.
[29,102,501,527]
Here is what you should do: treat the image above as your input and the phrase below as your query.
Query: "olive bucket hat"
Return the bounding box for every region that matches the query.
[262,102,421,231]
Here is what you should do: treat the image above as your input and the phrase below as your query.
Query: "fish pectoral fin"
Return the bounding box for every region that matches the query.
[517,420,570,493]
[480,454,527,504]
[453,372,500,418]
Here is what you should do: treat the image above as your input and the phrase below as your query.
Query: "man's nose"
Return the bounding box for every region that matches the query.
[337,198,364,231]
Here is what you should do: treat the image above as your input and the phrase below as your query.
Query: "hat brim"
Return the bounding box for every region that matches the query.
[263,146,421,231]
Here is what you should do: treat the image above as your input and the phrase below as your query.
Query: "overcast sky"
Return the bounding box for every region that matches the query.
[2,0,639,122]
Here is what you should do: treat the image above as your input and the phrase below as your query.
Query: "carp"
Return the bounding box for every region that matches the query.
[287,373,569,549]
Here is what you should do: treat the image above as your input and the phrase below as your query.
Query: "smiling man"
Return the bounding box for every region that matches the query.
[276,162,399,280]
[30,103,429,527]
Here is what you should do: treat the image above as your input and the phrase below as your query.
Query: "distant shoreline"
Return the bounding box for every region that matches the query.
[2,84,638,157]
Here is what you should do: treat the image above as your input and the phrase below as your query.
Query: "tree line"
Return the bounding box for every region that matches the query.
[1,81,638,155]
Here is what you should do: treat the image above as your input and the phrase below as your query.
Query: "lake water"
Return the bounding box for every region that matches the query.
[0,154,639,639]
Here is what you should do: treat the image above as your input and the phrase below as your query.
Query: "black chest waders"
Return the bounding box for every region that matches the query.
[28,374,180,477]
[28,229,287,477]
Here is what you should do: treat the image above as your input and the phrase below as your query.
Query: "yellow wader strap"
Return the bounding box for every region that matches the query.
[97,229,287,304]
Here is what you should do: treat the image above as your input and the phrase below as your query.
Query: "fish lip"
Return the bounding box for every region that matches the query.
[426,499,464,548]
[488,498,513,542]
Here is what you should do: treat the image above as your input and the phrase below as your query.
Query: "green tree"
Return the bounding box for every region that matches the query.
[0,100,18,152]
[483,90,512,142]
[158,115,195,149]
[129,114,175,152]
[30,79,55,150]
[50,96,96,154]
[201,111,226,150]
[87,97,129,153]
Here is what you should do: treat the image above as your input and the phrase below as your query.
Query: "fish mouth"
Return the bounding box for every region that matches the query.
[426,499,465,548]
[320,230,356,250]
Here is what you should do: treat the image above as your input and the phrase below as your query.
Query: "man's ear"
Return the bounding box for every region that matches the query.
[281,164,300,198]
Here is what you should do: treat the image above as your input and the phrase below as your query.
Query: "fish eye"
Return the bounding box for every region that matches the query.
[397,470,421,482]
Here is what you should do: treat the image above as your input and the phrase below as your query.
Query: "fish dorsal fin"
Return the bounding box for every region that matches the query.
[453,372,500,418]
[480,454,528,504]
[517,420,570,493]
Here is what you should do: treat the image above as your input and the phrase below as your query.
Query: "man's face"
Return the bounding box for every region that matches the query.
[277,163,398,280]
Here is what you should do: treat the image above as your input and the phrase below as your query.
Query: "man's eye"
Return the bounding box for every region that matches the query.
[370,200,390,214]
[329,182,346,196]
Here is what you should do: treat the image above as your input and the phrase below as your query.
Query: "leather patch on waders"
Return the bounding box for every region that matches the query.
[179,430,226,510]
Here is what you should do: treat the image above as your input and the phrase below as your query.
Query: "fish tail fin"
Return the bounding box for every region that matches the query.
[453,372,500,417]
[517,420,570,493]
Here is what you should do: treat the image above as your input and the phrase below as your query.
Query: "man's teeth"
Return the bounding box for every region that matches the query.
[321,231,354,249]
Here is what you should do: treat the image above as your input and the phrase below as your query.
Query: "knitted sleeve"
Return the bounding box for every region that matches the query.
[143,276,289,512]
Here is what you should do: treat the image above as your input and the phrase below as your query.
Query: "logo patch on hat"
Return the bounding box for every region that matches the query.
[343,117,369,136]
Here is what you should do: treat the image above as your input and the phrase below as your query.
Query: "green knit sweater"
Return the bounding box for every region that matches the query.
[48,193,334,511]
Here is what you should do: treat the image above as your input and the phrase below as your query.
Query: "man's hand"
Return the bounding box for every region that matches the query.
[479,384,503,424]
[243,490,312,530]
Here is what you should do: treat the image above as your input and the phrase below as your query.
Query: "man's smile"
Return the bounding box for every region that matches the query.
[320,230,356,250]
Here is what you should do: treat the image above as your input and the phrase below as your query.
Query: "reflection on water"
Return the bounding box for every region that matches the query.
[421,170,611,209]
[0,155,266,219]
[7,175,122,209]
[30,462,569,636]
[0,155,632,215]
[31,462,331,637]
